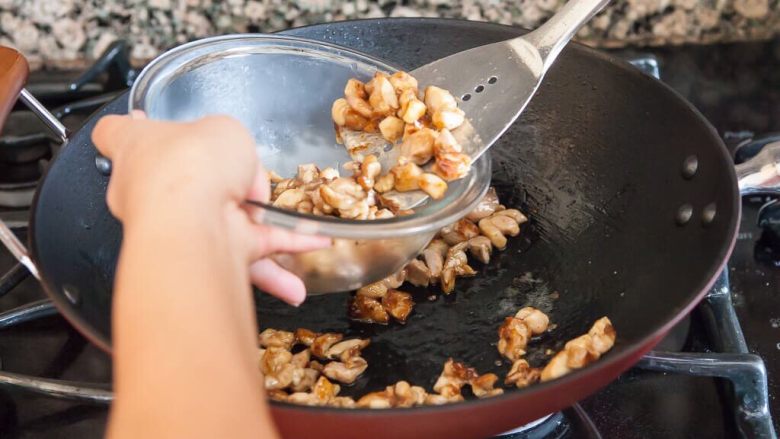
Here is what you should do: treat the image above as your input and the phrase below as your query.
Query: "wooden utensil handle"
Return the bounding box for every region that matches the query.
[0,46,29,133]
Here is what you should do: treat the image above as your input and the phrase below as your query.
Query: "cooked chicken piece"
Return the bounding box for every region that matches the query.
[319,167,340,181]
[264,363,296,390]
[357,391,394,409]
[286,376,342,406]
[273,188,308,210]
[441,242,475,294]
[467,235,492,264]
[440,218,480,245]
[478,209,524,250]
[432,107,465,131]
[368,73,399,116]
[470,373,504,398]
[505,359,541,388]
[349,295,390,324]
[313,375,341,401]
[373,172,395,193]
[339,198,372,220]
[323,356,368,384]
[308,360,324,372]
[434,128,462,153]
[294,328,318,347]
[382,269,407,289]
[344,78,373,118]
[405,259,431,287]
[272,178,298,198]
[541,317,616,382]
[391,162,424,192]
[588,317,616,354]
[258,328,295,350]
[287,391,321,406]
[433,149,471,181]
[332,98,370,132]
[266,389,289,401]
[398,89,427,124]
[290,367,320,392]
[515,307,550,335]
[424,86,458,114]
[296,199,314,214]
[419,173,448,199]
[356,281,388,299]
[356,381,428,409]
[425,393,464,405]
[564,334,601,368]
[466,187,500,222]
[326,338,371,360]
[389,71,418,94]
[433,358,477,397]
[290,349,311,368]
[540,350,571,382]
[497,317,531,361]
[382,290,414,323]
[422,239,448,279]
[399,128,436,165]
[320,185,358,211]
[296,164,320,184]
[258,348,266,365]
[378,116,405,143]
[310,333,345,359]
[392,381,428,407]
[260,346,293,373]
[356,154,382,190]
[493,208,528,225]
[329,396,357,408]
[356,270,404,298]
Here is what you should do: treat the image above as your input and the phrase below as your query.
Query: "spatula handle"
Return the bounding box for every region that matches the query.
[522,0,611,68]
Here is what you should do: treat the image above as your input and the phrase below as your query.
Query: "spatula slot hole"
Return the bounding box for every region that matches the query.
[488,76,498,84]
[475,85,485,93]
[462,94,471,101]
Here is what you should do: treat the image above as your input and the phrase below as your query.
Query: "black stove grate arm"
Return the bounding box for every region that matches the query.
[0,262,30,298]
[638,351,775,439]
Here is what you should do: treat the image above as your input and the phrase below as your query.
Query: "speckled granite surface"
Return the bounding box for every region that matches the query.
[0,0,778,70]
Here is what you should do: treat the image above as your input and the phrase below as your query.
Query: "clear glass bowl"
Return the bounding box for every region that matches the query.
[129,34,491,293]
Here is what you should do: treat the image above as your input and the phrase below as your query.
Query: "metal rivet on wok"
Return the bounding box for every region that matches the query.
[63,285,80,305]
[702,203,717,226]
[676,203,693,225]
[682,155,698,179]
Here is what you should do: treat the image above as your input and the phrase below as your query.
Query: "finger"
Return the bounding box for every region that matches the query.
[91,114,132,159]
[246,162,270,202]
[252,225,332,256]
[249,258,307,306]
[129,110,147,120]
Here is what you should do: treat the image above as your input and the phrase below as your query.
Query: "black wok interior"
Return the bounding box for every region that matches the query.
[29,19,738,397]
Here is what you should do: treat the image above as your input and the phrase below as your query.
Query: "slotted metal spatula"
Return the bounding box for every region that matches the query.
[377,0,610,210]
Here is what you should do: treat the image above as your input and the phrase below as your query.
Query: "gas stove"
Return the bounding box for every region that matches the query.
[0,38,777,439]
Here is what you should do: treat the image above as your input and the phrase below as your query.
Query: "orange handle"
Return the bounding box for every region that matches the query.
[0,46,29,133]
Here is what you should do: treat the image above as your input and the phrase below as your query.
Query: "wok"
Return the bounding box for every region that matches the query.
[1,18,777,439]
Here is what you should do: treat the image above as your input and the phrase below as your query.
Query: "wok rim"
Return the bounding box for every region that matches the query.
[25,17,741,420]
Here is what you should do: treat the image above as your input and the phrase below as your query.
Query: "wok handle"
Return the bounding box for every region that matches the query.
[0,46,29,133]
[735,141,780,196]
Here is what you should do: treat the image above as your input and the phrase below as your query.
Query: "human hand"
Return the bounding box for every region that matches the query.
[91,112,329,305]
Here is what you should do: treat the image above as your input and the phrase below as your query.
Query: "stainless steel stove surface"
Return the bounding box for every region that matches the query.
[0,38,778,438]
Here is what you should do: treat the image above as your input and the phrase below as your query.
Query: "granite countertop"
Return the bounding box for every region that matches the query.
[0,0,778,70]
